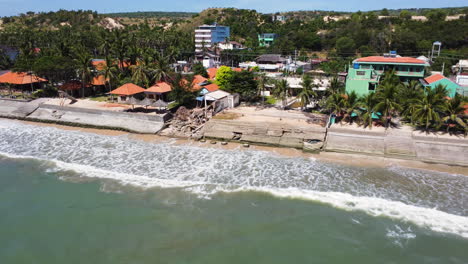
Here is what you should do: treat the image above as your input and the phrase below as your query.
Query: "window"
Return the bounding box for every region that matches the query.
[368,83,376,91]
[357,71,366,76]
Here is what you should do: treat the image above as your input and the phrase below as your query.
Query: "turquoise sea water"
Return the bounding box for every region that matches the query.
[0,119,467,263]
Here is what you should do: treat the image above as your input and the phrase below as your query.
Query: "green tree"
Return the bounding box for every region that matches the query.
[72,46,93,97]
[216,66,233,89]
[326,93,346,121]
[358,92,378,129]
[343,91,360,124]
[98,56,118,93]
[273,79,290,109]
[224,71,258,101]
[375,83,402,128]
[192,62,208,78]
[410,86,447,132]
[335,37,356,57]
[297,74,317,110]
[168,74,196,106]
[441,94,467,134]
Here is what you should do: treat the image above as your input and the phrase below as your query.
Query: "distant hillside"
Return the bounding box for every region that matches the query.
[105,11,196,19]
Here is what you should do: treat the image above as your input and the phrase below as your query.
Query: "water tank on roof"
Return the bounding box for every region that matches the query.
[353,63,359,69]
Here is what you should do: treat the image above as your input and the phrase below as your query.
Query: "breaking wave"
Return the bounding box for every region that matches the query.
[0,119,467,238]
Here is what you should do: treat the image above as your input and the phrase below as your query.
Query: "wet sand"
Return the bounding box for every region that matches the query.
[11,118,468,176]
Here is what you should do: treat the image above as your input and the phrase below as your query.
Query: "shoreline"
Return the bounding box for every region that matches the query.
[4,118,467,176]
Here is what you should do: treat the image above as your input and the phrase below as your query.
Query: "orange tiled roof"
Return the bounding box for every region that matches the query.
[110,83,145,96]
[207,68,217,79]
[232,67,242,72]
[424,74,445,84]
[203,83,219,92]
[91,75,107,86]
[191,75,209,90]
[356,56,425,64]
[145,81,172,94]
[0,71,47,85]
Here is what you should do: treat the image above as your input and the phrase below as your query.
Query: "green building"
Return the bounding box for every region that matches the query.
[258,33,277,47]
[423,74,461,98]
[345,55,427,96]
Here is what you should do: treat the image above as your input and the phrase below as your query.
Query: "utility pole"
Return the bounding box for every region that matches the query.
[441,62,445,75]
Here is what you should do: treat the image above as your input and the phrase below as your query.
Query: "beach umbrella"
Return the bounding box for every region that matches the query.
[139,97,154,109]
[152,99,168,109]
[126,96,141,109]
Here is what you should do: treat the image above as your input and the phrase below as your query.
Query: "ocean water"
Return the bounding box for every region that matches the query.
[0,119,467,263]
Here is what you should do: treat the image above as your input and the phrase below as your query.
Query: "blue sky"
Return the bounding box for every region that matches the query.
[0,0,466,16]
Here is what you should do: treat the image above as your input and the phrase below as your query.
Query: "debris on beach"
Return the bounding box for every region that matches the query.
[161,106,214,139]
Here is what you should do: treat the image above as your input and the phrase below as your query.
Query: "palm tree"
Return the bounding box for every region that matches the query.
[130,58,150,88]
[410,86,447,132]
[298,74,317,110]
[441,94,467,134]
[273,79,290,109]
[375,83,402,128]
[326,93,346,122]
[343,91,360,124]
[98,56,118,93]
[73,46,93,98]
[256,73,269,105]
[328,76,344,95]
[358,92,378,129]
[151,52,173,83]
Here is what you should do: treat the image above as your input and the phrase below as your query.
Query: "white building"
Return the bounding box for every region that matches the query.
[452,60,468,86]
[195,24,230,53]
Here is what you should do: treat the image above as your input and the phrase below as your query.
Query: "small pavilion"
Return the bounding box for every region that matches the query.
[145,81,172,101]
[0,71,47,94]
[110,83,145,103]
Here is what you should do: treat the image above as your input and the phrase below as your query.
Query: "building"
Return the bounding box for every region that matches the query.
[194,24,230,53]
[345,53,427,96]
[452,60,468,87]
[217,41,244,51]
[422,74,460,98]
[258,33,278,47]
[272,15,287,22]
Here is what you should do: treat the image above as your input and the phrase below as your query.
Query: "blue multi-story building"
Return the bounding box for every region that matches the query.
[195,24,230,53]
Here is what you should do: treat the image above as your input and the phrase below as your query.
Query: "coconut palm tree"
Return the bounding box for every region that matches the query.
[441,94,467,134]
[98,56,118,93]
[256,73,269,105]
[326,93,346,122]
[358,92,378,129]
[297,74,317,110]
[130,58,150,88]
[72,46,93,98]
[343,91,360,124]
[151,52,173,83]
[375,82,402,128]
[273,79,290,109]
[328,76,344,95]
[410,86,447,132]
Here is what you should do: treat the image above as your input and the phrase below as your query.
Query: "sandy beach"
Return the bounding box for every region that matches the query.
[10,118,468,176]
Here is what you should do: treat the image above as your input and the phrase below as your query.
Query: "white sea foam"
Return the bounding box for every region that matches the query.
[1,119,468,238]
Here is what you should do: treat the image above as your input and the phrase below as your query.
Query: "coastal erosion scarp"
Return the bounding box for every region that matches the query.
[0,99,169,133]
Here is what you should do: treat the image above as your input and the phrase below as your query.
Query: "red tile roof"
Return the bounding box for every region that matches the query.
[207,68,217,79]
[145,81,172,94]
[91,75,107,86]
[356,56,425,64]
[424,74,445,84]
[0,71,47,85]
[192,75,209,90]
[110,83,145,96]
[203,83,219,92]
[232,67,242,72]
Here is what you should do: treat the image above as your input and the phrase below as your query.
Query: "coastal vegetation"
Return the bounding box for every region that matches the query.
[0,8,466,135]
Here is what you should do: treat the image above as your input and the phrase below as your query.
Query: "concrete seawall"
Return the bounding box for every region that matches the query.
[325,127,468,166]
[203,119,326,149]
[0,99,169,134]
